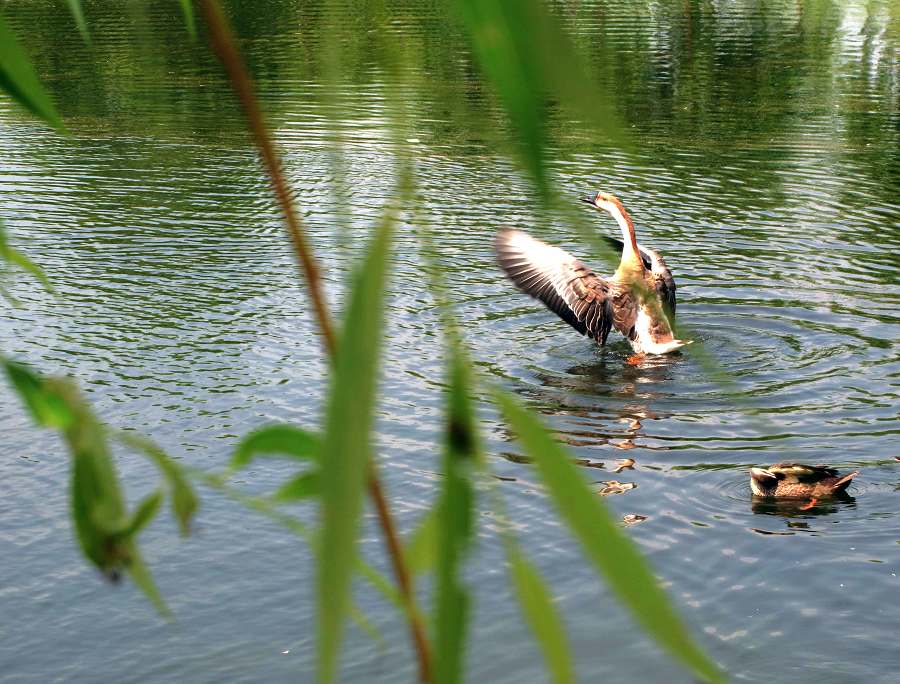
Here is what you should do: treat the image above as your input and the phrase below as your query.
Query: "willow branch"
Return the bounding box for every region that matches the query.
[198,0,335,358]
[197,2,431,681]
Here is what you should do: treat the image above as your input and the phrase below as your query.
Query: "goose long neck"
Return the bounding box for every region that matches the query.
[607,201,642,270]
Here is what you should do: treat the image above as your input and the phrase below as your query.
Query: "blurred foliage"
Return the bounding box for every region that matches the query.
[3,0,898,682]
[64,0,91,44]
[494,388,724,683]
[316,204,394,684]
[505,546,576,684]
[1,360,198,617]
[433,340,477,684]
[0,10,63,128]
[0,219,53,299]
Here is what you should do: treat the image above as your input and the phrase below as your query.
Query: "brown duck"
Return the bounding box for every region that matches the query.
[749,463,859,499]
[495,191,689,358]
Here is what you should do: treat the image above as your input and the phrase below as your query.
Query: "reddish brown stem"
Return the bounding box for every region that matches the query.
[367,463,432,682]
[198,0,335,358]
[197,2,432,681]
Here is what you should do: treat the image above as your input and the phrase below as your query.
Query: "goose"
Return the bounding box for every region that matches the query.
[749,463,859,499]
[495,191,689,359]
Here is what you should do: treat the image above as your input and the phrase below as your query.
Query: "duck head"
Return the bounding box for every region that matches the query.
[749,466,781,497]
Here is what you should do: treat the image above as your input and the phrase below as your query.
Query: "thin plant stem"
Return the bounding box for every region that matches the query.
[197,0,335,358]
[196,2,432,681]
[366,461,433,674]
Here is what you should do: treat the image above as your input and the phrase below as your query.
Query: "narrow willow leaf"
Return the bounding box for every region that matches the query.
[516,1,626,145]
[114,430,199,537]
[493,389,725,684]
[3,360,73,428]
[3,246,53,291]
[65,0,91,44]
[121,490,164,539]
[507,548,575,684]
[349,604,385,651]
[418,206,577,683]
[31,377,171,616]
[0,13,64,129]
[0,219,53,291]
[317,217,393,684]
[126,546,172,620]
[273,471,320,501]
[434,345,478,684]
[456,0,627,194]
[404,507,438,575]
[178,0,197,39]
[0,284,20,307]
[232,424,321,469]
[456,0,546,191]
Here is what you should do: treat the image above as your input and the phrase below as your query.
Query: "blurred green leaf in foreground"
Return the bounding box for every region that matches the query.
[0,11,64,129]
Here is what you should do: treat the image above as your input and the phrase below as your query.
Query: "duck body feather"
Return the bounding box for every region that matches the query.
[749,463,859,498]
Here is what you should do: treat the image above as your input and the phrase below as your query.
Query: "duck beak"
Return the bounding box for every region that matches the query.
[749,467,776,481]
[580,194,596,205]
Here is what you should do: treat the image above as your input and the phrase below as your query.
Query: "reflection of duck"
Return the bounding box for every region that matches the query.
[495,191,689,359]
[750,494,855,519]
[749,463,859,499]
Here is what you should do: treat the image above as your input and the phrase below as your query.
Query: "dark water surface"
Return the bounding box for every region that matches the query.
[1,1,898,682]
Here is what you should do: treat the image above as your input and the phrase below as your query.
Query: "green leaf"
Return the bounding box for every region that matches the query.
[120,490,164,539]
[0,284,21,307]
[1,219,53,292]
[178,0,197,39]
[404,507,438,575]
[493,389,725,684]
[456,0,546,192]
[0,12,64,129]
[65,0,91,44]
[517,1,625,145]
[232,424,321,469]
[434,343,478,684]
[317,215,393,684]
[507,548,575,684]
[349,603,384,651]
[125,546,172,620]
[36,377,171,616]
[3,360,73,428]
[3,246,53,291]
[455,0,627,195]
[273,471,321,501]
[113,430,199,537]
[418,204,577,683]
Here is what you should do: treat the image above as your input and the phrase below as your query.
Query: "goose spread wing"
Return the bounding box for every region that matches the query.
[600,235,676,317]
[495,229,613,343]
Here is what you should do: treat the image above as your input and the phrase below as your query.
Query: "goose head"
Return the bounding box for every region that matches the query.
[580,190,637,245]
[581,190,627,216]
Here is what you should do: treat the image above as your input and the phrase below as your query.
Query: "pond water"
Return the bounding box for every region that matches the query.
[1,1,898,682]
